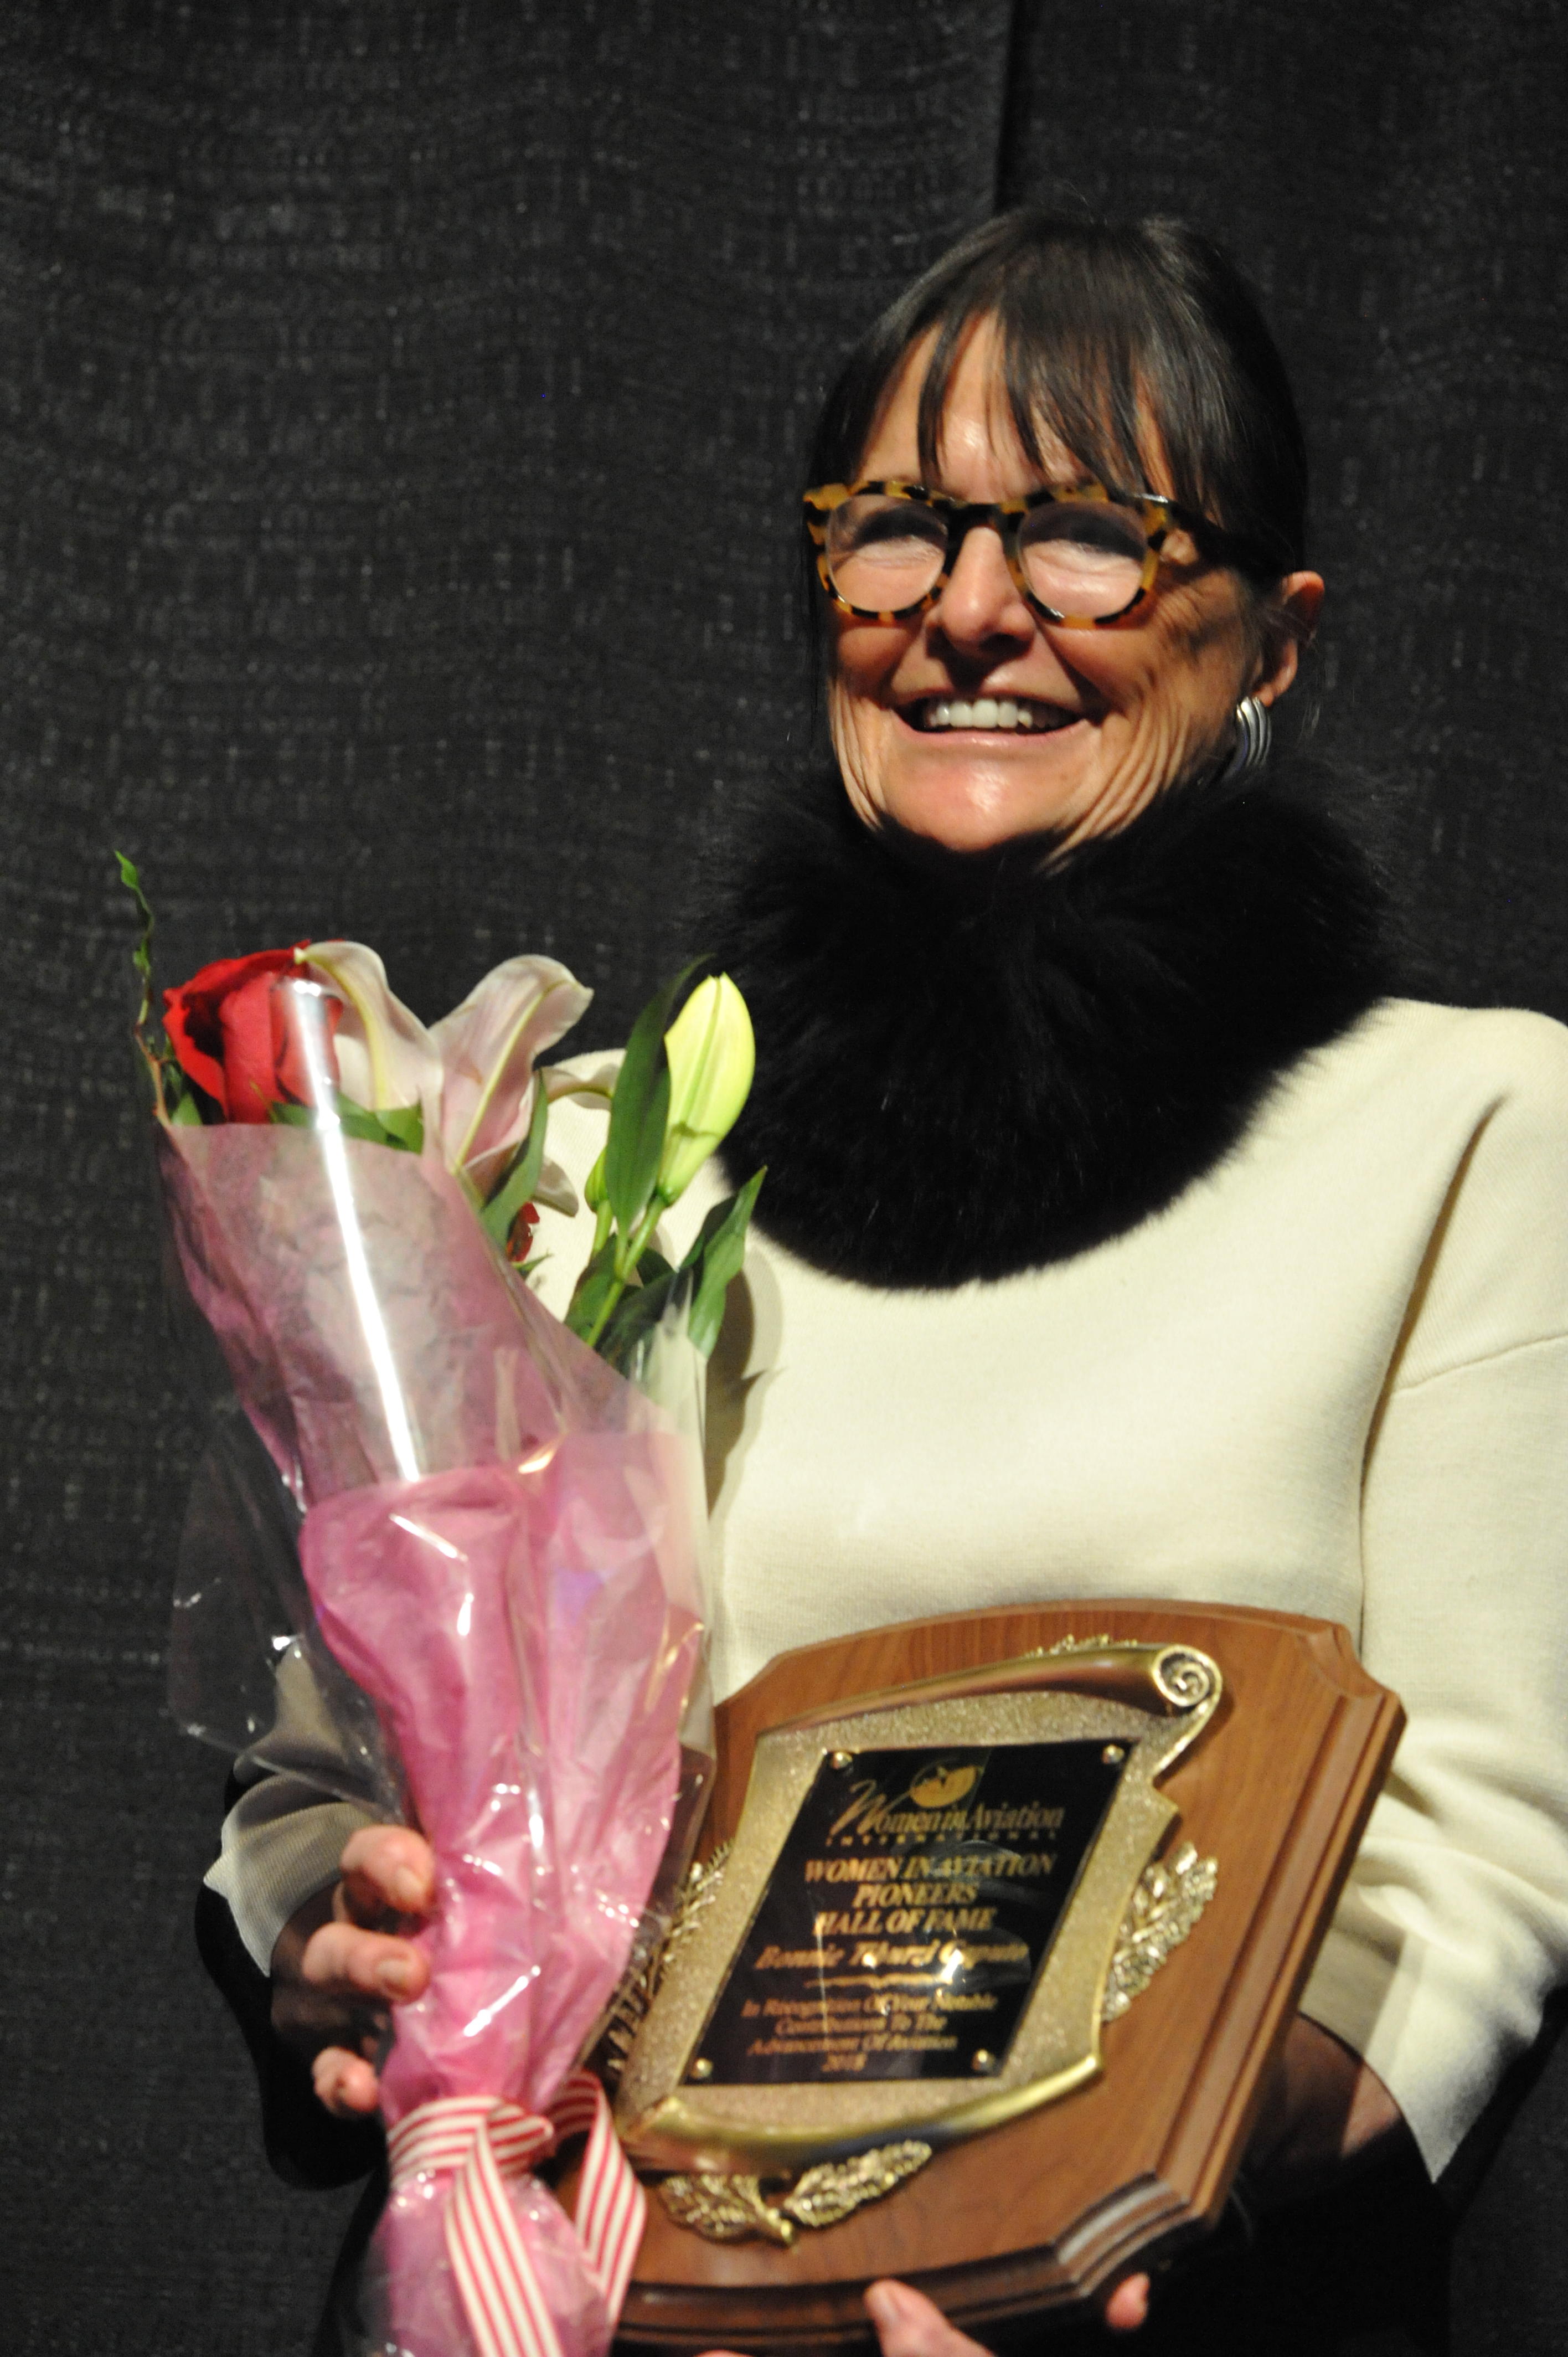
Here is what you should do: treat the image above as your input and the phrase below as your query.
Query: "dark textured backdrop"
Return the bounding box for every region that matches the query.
[2,4,1564,2351]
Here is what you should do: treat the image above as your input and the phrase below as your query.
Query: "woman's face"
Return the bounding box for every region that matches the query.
[827,317,1322,851]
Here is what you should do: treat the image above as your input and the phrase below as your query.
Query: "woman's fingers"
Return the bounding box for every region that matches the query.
[303,1916,431,2005]
[269,1829,437,2104]
[312,2044,384,2118]
[271,1912,429,2073]
[863,2281,989,2357]
[1104,2272,1151,2332]
[862,2272,1150,2354]
[337,1823,437,1927]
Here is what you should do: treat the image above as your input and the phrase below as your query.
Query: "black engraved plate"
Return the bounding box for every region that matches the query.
[689,1741,1128,2086]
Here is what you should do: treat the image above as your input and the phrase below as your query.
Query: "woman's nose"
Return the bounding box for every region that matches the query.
[930,522,1035,653]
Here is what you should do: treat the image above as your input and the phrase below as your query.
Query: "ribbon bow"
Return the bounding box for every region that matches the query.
[386,2070,644,2357]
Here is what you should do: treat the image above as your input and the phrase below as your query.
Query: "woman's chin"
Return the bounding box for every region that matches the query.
[878,747,1094,851]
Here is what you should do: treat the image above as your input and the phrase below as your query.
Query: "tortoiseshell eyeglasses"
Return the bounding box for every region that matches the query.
[802,477,1261,629]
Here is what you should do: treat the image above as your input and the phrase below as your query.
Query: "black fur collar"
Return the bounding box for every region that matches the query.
[713,763,1389,1288]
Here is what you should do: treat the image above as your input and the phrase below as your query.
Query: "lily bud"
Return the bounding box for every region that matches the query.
[584,1147,608,1212]
[656,974,755,1207]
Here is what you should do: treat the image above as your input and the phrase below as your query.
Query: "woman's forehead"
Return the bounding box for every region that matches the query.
[865,316,1172,498]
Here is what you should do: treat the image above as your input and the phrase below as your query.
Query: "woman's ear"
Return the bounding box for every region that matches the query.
[1254,570,1325,704]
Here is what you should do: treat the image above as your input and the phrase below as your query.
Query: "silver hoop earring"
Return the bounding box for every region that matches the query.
[1220,694,1272,785]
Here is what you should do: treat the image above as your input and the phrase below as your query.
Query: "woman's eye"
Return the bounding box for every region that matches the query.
[1018,505,1151,618]
[824,499,951,610]
[1024,508,1147,563]
[843,509,945,555]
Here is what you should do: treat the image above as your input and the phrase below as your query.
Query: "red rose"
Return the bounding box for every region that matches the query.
[163,944,341,1123]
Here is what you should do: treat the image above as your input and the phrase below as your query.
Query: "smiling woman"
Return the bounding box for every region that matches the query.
[203,213,1568,2357]
[685,213,1568,2350]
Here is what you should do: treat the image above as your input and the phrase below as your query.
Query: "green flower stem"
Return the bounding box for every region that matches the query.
[584,1198,666,1350]
[612,1198,664,1285]
[580,1284,621,1352]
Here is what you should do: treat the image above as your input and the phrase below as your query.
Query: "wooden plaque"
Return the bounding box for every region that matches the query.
[611,1598,1402,2353]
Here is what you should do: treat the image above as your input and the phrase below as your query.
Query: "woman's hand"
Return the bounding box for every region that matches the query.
[863,2276,1151,2350]
[1246,2014,1402,2200]
[697,2014,1397,2357]
[270,1824,437,2119]
[697,2272,1148,2357]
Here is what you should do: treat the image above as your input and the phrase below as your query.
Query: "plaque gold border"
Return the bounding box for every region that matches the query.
[616,1641,1220,2171]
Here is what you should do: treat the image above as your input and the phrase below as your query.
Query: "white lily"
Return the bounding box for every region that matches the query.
[430,955,592,1206]
[298,941,443,1120]
[297,941,591,1213]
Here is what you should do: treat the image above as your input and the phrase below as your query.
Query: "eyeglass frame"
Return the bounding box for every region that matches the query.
[801,476,1270,630]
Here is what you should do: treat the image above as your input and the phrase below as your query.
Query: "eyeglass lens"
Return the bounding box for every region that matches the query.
[822,492,1151,620]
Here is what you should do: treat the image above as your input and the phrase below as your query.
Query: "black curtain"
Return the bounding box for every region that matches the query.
[1,5,1562,2351]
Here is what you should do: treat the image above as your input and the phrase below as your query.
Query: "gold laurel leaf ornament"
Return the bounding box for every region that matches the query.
[1101,1841,1219,2021]
[658,2142,935,2246]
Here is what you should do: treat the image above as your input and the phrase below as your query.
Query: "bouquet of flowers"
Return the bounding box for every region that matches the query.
[121,859,760,2357]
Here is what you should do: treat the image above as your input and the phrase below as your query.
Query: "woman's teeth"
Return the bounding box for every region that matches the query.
[913,697,1075,733]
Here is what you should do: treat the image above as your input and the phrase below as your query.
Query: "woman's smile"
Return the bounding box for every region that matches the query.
[898,693,1084,734]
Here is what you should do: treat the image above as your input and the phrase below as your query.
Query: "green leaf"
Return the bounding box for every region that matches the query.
[605,1049,669,1239]
[596,1264,683,1378]
[603,962,702,1237]
[636,1247,676,1287]
[114,848,157,1034]
[170,1089,204,1126]
[479,1084,550,1247]
[333,1090,420,1150]
[677,1192,737,1273]
[563,1237,622,1346]
[685,1166,765,1357]
[266,1092,421,1150]
[378,1102,425,1153]
[336,1101,397,1145]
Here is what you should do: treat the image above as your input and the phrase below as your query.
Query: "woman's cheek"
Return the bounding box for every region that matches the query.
[827,671,891,827]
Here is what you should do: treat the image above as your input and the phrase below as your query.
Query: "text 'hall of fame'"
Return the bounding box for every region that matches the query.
[693,1743,1129,2086]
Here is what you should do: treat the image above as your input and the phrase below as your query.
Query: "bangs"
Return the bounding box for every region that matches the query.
[809,212,1305,586]
[914,249,1215,518]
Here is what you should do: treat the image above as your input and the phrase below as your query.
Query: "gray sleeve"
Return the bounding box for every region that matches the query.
[204,1640,386,1971]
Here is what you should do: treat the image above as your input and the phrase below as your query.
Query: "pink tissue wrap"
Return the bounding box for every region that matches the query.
[158,1124,704,2357]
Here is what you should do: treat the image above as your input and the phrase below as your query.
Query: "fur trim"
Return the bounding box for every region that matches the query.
[712,764,1389,1288]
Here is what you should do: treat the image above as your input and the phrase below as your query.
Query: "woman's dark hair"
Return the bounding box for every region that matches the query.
[808,210,1308,589]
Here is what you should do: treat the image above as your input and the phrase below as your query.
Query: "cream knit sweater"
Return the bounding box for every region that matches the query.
[209,997,1568,2178]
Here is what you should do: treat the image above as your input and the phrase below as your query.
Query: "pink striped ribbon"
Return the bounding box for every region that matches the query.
[386,2070,645,2357]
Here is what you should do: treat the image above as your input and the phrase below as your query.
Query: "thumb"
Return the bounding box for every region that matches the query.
[864,2281,988,2357]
